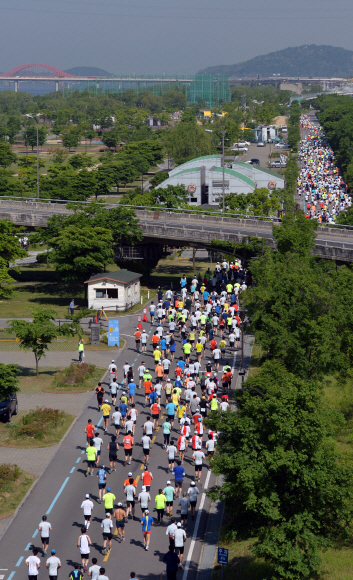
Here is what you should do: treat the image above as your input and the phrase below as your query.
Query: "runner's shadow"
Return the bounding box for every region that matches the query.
[129,538,144,548]
[153,549,168,562]
[66,559,78,568]
[72,521,84,528]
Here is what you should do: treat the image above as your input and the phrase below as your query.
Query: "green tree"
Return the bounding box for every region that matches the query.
[86,127,96,145]
[0,363,20,400]
[110,160,137,193]
[68,153,93,169]
[0,142,17,168]
[50,225,115,299]
[208,360,352,580]
[47,147,69,165]
[24,126,47,151]
[153,184,188,208]
[101,130,119,151]
[18,156,45,168]
[0,258,17,299]
[0,219,27,265]
[6,117,22,145]
[62,131,79,152]
[150,170,169,187]
[7,309,76,375]
[224,188,283,216]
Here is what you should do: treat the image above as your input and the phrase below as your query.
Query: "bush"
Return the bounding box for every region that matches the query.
[14,408,65,440]
[53,362,96,389]
[0,464,21,491]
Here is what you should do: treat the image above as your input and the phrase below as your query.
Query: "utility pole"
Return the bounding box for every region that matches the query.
[25,113,43,201]
[220,130,227,217]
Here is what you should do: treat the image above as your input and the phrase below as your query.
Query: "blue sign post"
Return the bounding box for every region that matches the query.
[217,548,228,580]
[108,320,120,347]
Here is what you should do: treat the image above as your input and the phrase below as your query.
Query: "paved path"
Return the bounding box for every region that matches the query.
[0,303,240,580]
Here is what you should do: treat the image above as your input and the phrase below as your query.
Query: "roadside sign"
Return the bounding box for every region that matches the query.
[217,548,228,565]
[108,320,120,347]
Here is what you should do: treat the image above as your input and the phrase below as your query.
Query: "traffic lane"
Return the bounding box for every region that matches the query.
[143,219,353,248]
[0,318,220,580]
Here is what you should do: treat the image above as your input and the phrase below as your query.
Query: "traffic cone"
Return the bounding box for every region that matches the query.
[137,319,143,329]
[142,310,148,322]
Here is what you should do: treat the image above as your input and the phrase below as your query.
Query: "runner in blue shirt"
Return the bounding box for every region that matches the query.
[172,461,185,497]
[119,402,128,428]
[149,389,158,405]
[160,338,167,355]
[141,510,154,550]
[166,401,177,426]
[203,290,209,303]
[97,466,107,503]
[128,381,137,405]
[180,276,187,288]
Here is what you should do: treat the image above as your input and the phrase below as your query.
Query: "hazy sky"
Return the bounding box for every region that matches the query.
[1,0,353,74]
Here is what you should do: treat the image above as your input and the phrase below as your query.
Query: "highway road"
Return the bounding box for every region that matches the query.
[0,306,239,580]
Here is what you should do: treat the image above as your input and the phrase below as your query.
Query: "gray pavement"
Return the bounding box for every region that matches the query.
[0,303,240,580]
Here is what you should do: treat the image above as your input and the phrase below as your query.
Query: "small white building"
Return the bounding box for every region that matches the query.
[85,270,142,311]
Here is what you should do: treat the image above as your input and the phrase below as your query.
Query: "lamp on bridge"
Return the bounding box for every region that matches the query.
[24,113,43,202]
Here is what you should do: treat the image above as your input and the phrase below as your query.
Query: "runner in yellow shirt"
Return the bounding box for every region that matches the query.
[101,400,111,433]
[153,347,162,363]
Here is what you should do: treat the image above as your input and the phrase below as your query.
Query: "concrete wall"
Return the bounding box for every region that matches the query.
[280,82,302,94]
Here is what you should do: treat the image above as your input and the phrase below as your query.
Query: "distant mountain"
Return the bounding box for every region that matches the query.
[198,45,353,78]
[64,66,114,77]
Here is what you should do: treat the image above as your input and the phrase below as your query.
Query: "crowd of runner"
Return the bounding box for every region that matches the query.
[298,114,351,223]
[25,259,249,580]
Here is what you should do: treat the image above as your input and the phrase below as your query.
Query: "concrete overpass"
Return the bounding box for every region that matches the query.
[1,199,353,262]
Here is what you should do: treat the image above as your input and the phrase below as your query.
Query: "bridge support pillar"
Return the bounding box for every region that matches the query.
[55,81,59,92]
[14,81,18,93]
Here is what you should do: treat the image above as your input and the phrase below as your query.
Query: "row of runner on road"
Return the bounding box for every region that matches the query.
[25,265,244,580]
[298,113,351,223]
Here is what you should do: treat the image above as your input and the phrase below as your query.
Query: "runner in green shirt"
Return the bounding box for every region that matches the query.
[155,489,167,523]
[102,488,116,514]
[85,442,97,477]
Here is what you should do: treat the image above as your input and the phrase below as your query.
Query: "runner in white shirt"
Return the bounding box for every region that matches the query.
[138,363,146,387]
[77,528,91,571]
[112,407,121,436]
[46,550,61,578]
[81,494,94,529]
[220,400,229,411]
[141,332,148,353]
[26,549,41,578]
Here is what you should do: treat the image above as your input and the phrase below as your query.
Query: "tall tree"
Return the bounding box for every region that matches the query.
[50,225,115,299]
[0,142,17,168]
[0,363,20,400]
[207,360,353,580]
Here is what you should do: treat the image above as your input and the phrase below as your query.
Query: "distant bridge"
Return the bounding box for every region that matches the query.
[1,199,353,263]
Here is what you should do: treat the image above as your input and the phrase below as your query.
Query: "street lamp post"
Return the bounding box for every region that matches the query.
[220,130,227,217]
[25,113,43,201]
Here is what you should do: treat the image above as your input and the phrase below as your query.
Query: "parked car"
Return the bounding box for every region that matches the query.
[269,160,287,168]
[250,158,260,165]
[257,141,265,147]
[0,393,18,423]
[275,142,289,148]
[231,146,248,152]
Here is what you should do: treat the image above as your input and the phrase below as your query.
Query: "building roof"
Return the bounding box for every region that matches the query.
[210,166,255,187]
[235,161,283,180]
[171,167,202,178]
[85,270,142,285]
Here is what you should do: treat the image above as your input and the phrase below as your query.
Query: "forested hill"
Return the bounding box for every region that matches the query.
[198,45,353,78]
[64,67,114,76]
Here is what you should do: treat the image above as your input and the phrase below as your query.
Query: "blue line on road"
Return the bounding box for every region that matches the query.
[8,572,16,580]
[70,467,76,473]
[25,543,31,550]
[81,449,85,454]
[46,477,70,514]
[97,416,103,426]
[76,456,82,462]
[32,529,39,538]
[15,557,24,567]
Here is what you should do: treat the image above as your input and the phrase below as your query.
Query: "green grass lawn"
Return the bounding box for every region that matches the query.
[150,253,211,288]
[0,466,35,518]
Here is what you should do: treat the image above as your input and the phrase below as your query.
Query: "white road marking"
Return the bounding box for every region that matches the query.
[182,468,212,580]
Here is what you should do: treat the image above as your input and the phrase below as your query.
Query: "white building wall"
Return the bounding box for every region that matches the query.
[87,279,140,310]
[156,170,202,205]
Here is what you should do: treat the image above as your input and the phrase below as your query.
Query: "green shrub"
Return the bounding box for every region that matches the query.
[0,464,21,491]
[53,362,96,389]
[15,408,65,440]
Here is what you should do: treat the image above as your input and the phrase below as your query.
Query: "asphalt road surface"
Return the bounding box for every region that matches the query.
[0,303,239,580]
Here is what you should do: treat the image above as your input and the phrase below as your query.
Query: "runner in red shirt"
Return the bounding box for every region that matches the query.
[123,432,134,466]
[84,420,95,443]
[141,470,153,491]
[144,380,152,407]
[151,402,161,430]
